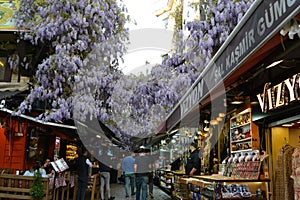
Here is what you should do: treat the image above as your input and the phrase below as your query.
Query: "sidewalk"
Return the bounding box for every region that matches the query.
[85,183,172,200]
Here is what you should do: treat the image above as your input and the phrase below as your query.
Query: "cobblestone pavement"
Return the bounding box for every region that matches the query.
[108,183,173,200]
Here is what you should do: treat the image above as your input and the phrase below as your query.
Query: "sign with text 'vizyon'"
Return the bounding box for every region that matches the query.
[257,73,300,113]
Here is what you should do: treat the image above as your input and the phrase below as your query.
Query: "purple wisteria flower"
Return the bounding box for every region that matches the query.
[14,0,254,148]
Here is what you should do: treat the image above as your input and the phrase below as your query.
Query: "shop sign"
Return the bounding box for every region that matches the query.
[55,136,60,149]
[257,73,300,113]
[180,79,204,117]
[179,0,299,120]
[0,0,19,31]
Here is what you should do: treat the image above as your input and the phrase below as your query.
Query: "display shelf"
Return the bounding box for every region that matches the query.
[156,169,174,194]
[231,149,254,153]
[190,176,270,200]
[193,175,270,182]
[231,137,251,143]
[172,175,192,200]
[230,122,251,129]
[223,159,263,180]
[230,108,259,153]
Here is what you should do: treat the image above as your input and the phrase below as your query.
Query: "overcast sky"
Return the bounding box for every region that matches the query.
[120,0,172,75]
[124,0,166,29]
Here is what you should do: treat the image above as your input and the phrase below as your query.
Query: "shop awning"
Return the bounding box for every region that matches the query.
[0,107,77,130]
[0,82,29,99]
[165,0,300,132]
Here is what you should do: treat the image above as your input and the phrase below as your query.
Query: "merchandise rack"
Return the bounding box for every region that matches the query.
[230,108,260,154]
[191,175,270,200]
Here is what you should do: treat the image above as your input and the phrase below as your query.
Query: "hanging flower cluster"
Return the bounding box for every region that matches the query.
[108,0,254,142]
[16,0,129,122]
[15,0,255,148]
[107,66,191,137]
[161,0,254,82]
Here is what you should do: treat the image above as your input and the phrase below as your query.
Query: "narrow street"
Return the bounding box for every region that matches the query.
[84,183,172,200]
[0,1,300,200]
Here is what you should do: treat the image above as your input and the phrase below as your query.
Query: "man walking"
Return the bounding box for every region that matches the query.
[121,152,136,198]
[148,154,158,199]
[134,151,151,200]
[76,149,93,200]
[98,160,115,200]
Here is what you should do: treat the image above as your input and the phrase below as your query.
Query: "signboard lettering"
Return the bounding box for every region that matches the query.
[257,73,300,113]
[180,79,204,116]
[179,0,299,119]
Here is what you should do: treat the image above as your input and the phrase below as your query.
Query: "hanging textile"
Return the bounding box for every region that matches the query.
[291,144,300,200]
[274,144,294,200]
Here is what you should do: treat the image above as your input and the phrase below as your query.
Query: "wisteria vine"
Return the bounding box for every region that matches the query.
[15,0,254,148]
[16,0,128,122]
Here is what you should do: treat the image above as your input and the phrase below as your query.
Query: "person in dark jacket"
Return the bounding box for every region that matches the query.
[76,149,93,200]
[43,158,52,175]
[185,142,201,175]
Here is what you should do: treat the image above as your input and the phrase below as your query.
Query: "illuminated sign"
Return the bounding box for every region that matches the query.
[257,73,300,113]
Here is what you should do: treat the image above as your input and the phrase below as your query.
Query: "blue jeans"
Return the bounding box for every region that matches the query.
[125,173,135,197]
[136,175,148,200]
[100,172,111,200]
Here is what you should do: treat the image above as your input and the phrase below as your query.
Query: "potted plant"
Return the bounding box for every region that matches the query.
[30,170,45,200]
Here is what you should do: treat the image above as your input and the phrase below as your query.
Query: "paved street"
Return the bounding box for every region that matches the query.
[111,183,172,200]
[84,183,173,200]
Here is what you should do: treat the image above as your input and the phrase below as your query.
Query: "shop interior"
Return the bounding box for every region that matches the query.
[270,118,300,170]
[154,22,300,199]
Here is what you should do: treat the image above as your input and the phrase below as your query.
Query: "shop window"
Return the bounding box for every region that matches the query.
[28,128,39,160]
[0,57,6,80]
[0,56,11,81]
[27,127,50,161]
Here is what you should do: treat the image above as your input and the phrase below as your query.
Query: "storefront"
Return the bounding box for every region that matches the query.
[0,108,79,174]
[252,72,300,200]
[155,0,300,199]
